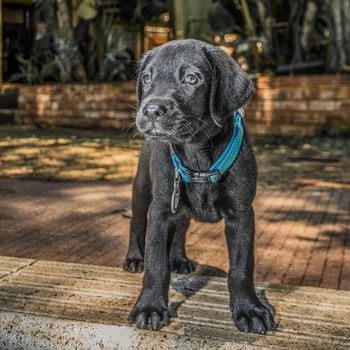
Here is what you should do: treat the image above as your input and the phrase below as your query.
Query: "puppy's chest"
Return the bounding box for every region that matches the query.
[182,184,222,223]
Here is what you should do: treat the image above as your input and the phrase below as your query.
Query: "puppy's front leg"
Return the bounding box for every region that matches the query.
[128,203,176,330]
[225,207,276,334]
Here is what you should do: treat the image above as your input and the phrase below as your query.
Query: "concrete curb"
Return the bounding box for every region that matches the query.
[0,256,349,349]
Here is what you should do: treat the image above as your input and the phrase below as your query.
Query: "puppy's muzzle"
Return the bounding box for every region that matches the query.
[138,99,174,138]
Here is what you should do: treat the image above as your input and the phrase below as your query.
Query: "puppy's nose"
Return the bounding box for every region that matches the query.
[143,103,167,119]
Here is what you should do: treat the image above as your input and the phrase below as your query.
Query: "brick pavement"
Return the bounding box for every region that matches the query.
[0,179,348,291]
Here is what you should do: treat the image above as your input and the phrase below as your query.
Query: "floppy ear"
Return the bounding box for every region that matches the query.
[204,47,255,127]
[136,51,153,110]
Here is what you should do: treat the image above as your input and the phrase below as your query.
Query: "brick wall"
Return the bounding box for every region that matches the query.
[16,82,137,130]
[8,74,350,135]
[246,75,350,135]
[0,86,18,124]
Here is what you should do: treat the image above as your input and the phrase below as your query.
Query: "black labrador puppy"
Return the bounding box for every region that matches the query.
[123,39,275,334]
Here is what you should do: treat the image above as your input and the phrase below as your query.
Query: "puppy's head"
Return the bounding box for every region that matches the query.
[136,39,254,143]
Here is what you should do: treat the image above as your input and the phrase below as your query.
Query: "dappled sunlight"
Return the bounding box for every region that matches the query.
[254,135,350,190]
[0,127,142,182]
[1,126,349,190]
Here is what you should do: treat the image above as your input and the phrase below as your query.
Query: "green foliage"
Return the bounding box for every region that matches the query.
[9,56,41,83]
[9,55,62,83]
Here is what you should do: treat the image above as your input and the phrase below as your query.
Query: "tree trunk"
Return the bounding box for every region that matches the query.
[56,0,87,81]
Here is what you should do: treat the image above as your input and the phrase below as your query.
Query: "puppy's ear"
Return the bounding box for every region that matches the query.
[204,47,255,127]
[136,51,153,109]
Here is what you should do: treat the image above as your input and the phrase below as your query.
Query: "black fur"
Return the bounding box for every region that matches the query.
[123,39,275,333]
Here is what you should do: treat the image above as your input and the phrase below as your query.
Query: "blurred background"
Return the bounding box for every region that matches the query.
[1,0,350,84]
[1,0,350,134]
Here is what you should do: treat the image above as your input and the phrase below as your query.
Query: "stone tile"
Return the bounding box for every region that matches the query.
[0,257,350,349]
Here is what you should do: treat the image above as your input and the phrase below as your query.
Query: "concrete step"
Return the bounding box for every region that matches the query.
[0,255,349,349]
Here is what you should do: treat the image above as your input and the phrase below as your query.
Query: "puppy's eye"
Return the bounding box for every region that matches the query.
[184,74,198,85]
[142,74,151,85]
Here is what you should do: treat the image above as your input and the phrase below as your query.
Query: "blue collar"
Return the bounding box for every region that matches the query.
[170,109,245,184]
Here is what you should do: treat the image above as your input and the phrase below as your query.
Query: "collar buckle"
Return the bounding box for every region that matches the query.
[203,170,222,183]
[186,169,222,183]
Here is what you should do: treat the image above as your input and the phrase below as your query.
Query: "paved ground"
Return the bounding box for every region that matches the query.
[0,126,349,291]
[1,256,350,349]
[0,179,348,291]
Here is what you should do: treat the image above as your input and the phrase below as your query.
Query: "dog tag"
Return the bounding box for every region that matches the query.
[171,167,180,214]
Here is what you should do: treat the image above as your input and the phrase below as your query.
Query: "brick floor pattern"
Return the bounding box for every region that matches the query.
[0,179,349,291]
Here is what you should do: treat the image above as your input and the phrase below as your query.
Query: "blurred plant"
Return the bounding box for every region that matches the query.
[103,48,135,82]
[10,0,140,83]
[11,0,87,83]
[208,0,347,74]
[9,54,65,83]
[9,55,42,83]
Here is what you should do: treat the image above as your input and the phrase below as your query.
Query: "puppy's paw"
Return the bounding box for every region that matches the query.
[123,258,144,273]
[171,256,196,274]
[128,299,170,331]
[232,296,276,334]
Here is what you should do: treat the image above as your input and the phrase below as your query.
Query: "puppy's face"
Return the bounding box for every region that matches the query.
[136,40,254,143]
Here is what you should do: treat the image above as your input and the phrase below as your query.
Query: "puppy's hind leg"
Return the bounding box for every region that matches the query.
[123,145,151,273]
[170,215,196,274]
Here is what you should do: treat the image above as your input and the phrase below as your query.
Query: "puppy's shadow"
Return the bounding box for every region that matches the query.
[169,264,227,316]
[170,264,276,326]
